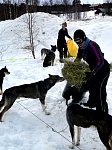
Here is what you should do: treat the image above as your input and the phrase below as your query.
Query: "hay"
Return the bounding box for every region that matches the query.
[62,60,90,88]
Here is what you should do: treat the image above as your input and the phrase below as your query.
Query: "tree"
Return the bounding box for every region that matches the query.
[73,0,81,20]
[49,0,53,6]
[73,0,81,5]
[3,0,12,19]
[24,0,40,59]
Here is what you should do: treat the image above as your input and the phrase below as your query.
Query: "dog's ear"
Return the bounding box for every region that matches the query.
[48,74,52,77]
[5,66,6,69]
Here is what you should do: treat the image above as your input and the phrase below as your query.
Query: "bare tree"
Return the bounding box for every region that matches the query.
[43,2,48,5]
[103,0,112,15]
[3,0,12,19]
[62,0,71,5]
[28,13,35,59]
[73,0,81,20]
[24,0,38,59]
[8,0,12,19]
[104,0,112,2]
[49,0,53,6]
[13,2,17,18]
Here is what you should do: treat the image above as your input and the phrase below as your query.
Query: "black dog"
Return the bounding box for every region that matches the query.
[41,45,56,60]
[0,66,10,95]
[62,82,85,106]
[43,45,56,67]
[0,74,64,121]
[66,103,112,150]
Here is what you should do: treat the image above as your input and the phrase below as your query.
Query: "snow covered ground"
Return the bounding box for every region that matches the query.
[0,11,112,150]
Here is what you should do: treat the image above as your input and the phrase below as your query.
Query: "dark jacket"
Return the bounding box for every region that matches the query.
[76,38,109,74]
[57,28,71,45]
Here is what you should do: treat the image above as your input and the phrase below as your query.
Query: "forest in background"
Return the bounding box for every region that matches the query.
[0,0,112,21]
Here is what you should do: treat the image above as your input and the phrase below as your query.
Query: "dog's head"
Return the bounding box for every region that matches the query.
[48,74,64,83]
[1,66,10,75]
[62,85,83,106]
[51,45,57,52]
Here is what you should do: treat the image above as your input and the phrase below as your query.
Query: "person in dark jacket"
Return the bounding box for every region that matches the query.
[73,29,110,113]
[57,22,72,63]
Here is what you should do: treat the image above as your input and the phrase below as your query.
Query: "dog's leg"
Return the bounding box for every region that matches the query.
[0,94,17,122]
[0,91,3,96]
[40,98,50,115]
[69,125,75,149]
[41,51,43,60]
[97,128,111,150]
[66,99,69,106]
[51,59,54,66]
[109,135,112,150]
[0,87,3,95]
[76,127,81,146]
[0,108,6,122]
[0,100,8,122]
[41,54,45,61]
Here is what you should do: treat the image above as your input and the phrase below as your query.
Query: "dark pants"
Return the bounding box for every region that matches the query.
[57,42,68,60]
[86,60,110,113]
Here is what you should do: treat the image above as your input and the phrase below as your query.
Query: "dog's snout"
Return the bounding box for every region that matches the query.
[60,77,65,81]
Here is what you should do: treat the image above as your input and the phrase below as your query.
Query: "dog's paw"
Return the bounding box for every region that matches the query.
[0,119,3,122]
[45,111,51,115]
[69,144,75,149]
[75,142,80,146]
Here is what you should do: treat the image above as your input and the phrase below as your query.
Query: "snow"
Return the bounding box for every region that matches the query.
[0,11,112,150]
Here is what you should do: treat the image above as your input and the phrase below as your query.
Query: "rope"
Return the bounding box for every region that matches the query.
[16,101,81,150]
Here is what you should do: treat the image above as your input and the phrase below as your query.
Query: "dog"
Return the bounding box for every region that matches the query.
[41,48,50,60]
[43,45,56,67]
[0,66,10,95]
[66,102,112,150]
[62,83,85,106]
[0,74,64,121]
[41,45,56,60]
[62,72,92,106]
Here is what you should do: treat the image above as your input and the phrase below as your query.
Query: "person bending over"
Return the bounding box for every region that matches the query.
[73,29,110,114]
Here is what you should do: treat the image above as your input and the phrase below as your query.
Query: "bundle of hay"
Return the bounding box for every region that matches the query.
[62,60,90,88]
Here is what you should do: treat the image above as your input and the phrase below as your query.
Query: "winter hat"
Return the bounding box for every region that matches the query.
[74,29,86,41]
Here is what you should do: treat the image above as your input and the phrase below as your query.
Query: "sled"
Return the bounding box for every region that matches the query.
[67,39,78,57]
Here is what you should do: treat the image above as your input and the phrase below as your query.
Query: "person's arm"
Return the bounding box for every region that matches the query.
[89,41,104,75]
[74,48,82,62]
[65,28,72,39]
